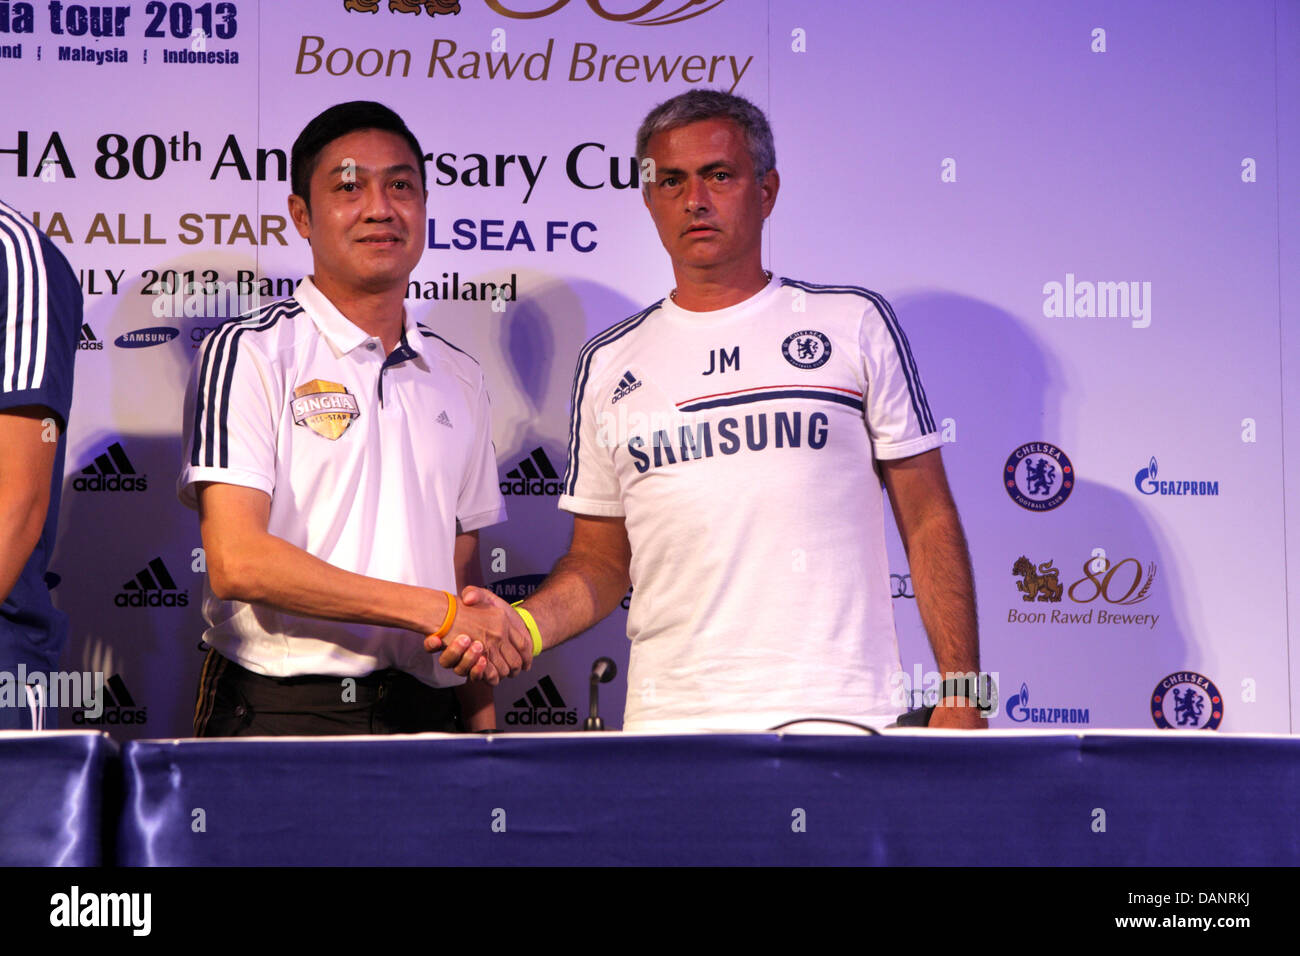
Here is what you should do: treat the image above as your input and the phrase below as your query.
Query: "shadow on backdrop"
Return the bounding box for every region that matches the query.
[889,291,1189,728]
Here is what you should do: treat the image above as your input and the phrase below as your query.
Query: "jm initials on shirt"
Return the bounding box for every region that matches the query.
[292,379,361,440]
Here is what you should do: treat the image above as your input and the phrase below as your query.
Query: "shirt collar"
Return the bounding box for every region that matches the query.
[296,276,426,360]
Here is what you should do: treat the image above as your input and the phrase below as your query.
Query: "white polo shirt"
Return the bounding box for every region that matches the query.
[178,277,506,686]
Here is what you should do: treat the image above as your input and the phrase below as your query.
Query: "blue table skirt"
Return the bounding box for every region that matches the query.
[0,731,117,866]
[115,732,1300,866]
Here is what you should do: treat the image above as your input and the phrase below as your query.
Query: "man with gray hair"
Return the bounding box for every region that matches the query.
[441,89,985,731]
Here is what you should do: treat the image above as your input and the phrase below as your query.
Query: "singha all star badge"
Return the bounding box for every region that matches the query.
[291,379,360,440]
[1151,671,1223,730]
[781,330,832,369]
[1005,442,1073,511]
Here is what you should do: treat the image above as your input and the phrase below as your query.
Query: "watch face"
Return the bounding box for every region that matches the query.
[943,674,999,717]
[977,674,999,718]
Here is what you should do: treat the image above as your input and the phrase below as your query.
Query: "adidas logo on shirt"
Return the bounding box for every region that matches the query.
[114,557,189,608]
[72,442,147,492]
[610,370,642,405]
[436,410,453,428]
[500,446,563,496]
[504,675,578,727]
[77,323,103,351]
[70,673,148,726]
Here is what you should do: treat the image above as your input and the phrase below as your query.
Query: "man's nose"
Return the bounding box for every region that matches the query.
[684,177,709,213]
[363,181,394,219]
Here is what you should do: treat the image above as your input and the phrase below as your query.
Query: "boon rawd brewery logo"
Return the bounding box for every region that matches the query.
[1007,553,1159,630]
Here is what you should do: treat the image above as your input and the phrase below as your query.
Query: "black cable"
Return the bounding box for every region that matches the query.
[765,717,882,735]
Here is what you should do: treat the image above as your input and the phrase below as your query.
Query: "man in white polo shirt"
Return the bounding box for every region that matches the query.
[441,90,986,732]
[179,101,528,735]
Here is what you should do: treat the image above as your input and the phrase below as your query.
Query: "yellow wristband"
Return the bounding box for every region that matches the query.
[432,592,457,640]
[511,602,543,658]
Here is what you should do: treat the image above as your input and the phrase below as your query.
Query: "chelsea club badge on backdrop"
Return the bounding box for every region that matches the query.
[1005,442,1074,512]
[1151,672,1223,730]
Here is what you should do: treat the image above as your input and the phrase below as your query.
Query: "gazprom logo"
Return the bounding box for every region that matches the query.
[1134,457,1159,493]
[1005,682,1090,725]
[1134,456,1219,497]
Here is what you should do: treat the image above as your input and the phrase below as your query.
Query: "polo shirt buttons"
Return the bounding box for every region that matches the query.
[366,342,377,351]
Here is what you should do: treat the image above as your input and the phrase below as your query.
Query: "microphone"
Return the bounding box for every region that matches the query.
[584,657,617,731]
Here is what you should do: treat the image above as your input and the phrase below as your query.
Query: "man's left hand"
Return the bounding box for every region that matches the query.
[928,696,987,730]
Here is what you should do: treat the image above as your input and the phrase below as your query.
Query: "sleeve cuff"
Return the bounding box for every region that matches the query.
[872,432,944,461]
[0,392,69,431]
[557,494,625,517]
[177,467,275,510]
[456,503,508,533]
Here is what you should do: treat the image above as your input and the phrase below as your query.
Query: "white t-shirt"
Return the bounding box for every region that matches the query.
[178,277,506,686]
[559,276,941,731]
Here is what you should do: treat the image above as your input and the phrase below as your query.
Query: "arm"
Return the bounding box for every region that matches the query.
[0,407,58,603]
[197,482,525,679]
[451,530,496,730]
[434,514,632,678]
[879,448,985,729]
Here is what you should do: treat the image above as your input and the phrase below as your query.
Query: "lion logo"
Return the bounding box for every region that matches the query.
[1012,556,1063,603]
[1024,457,1056,496]
[345,0,461,16]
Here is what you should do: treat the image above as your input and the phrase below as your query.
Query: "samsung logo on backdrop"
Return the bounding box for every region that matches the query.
[114,326,178,349]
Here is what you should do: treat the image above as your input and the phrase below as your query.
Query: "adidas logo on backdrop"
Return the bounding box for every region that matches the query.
[78,323,104,351]
[73,442,147,492]
[71,673,148,726]
[114,557,189,608]
[505,675,578,727]
[500,447,563,496]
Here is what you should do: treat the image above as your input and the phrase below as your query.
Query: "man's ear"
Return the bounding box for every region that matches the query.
[288,193,312,242]
[760,168,780,219]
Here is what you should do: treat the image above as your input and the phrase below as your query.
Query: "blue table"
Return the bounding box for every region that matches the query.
[0,731,117,866]
[116,731,1300,866]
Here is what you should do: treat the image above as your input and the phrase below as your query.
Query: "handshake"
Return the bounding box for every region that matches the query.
[424,586,535,684]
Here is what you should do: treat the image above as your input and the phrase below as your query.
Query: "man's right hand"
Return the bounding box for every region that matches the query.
[424,588,532,684]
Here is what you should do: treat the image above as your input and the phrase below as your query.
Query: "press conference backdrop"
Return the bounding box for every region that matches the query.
[1,0,1296,738]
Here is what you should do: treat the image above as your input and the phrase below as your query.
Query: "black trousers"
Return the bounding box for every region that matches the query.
[193,649,464,737]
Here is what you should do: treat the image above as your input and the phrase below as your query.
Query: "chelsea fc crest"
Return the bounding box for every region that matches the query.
[1151,672,1223,730]
[1005,442,1074,511]
[781,330,832,369]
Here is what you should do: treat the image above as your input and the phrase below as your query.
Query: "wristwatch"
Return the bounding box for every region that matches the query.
[938,675,998,718]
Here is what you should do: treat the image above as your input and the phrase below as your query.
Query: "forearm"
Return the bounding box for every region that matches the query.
[452,531,495,726]
[0,492,47,604]
[0,408,57,604]
[907,512,980,676]
[521,550,630,652]
[207,527,449,636]
[454,679,496,731]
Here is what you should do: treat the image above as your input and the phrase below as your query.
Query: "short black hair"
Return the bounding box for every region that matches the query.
[636,89,776,183]
[290,101,427,210]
